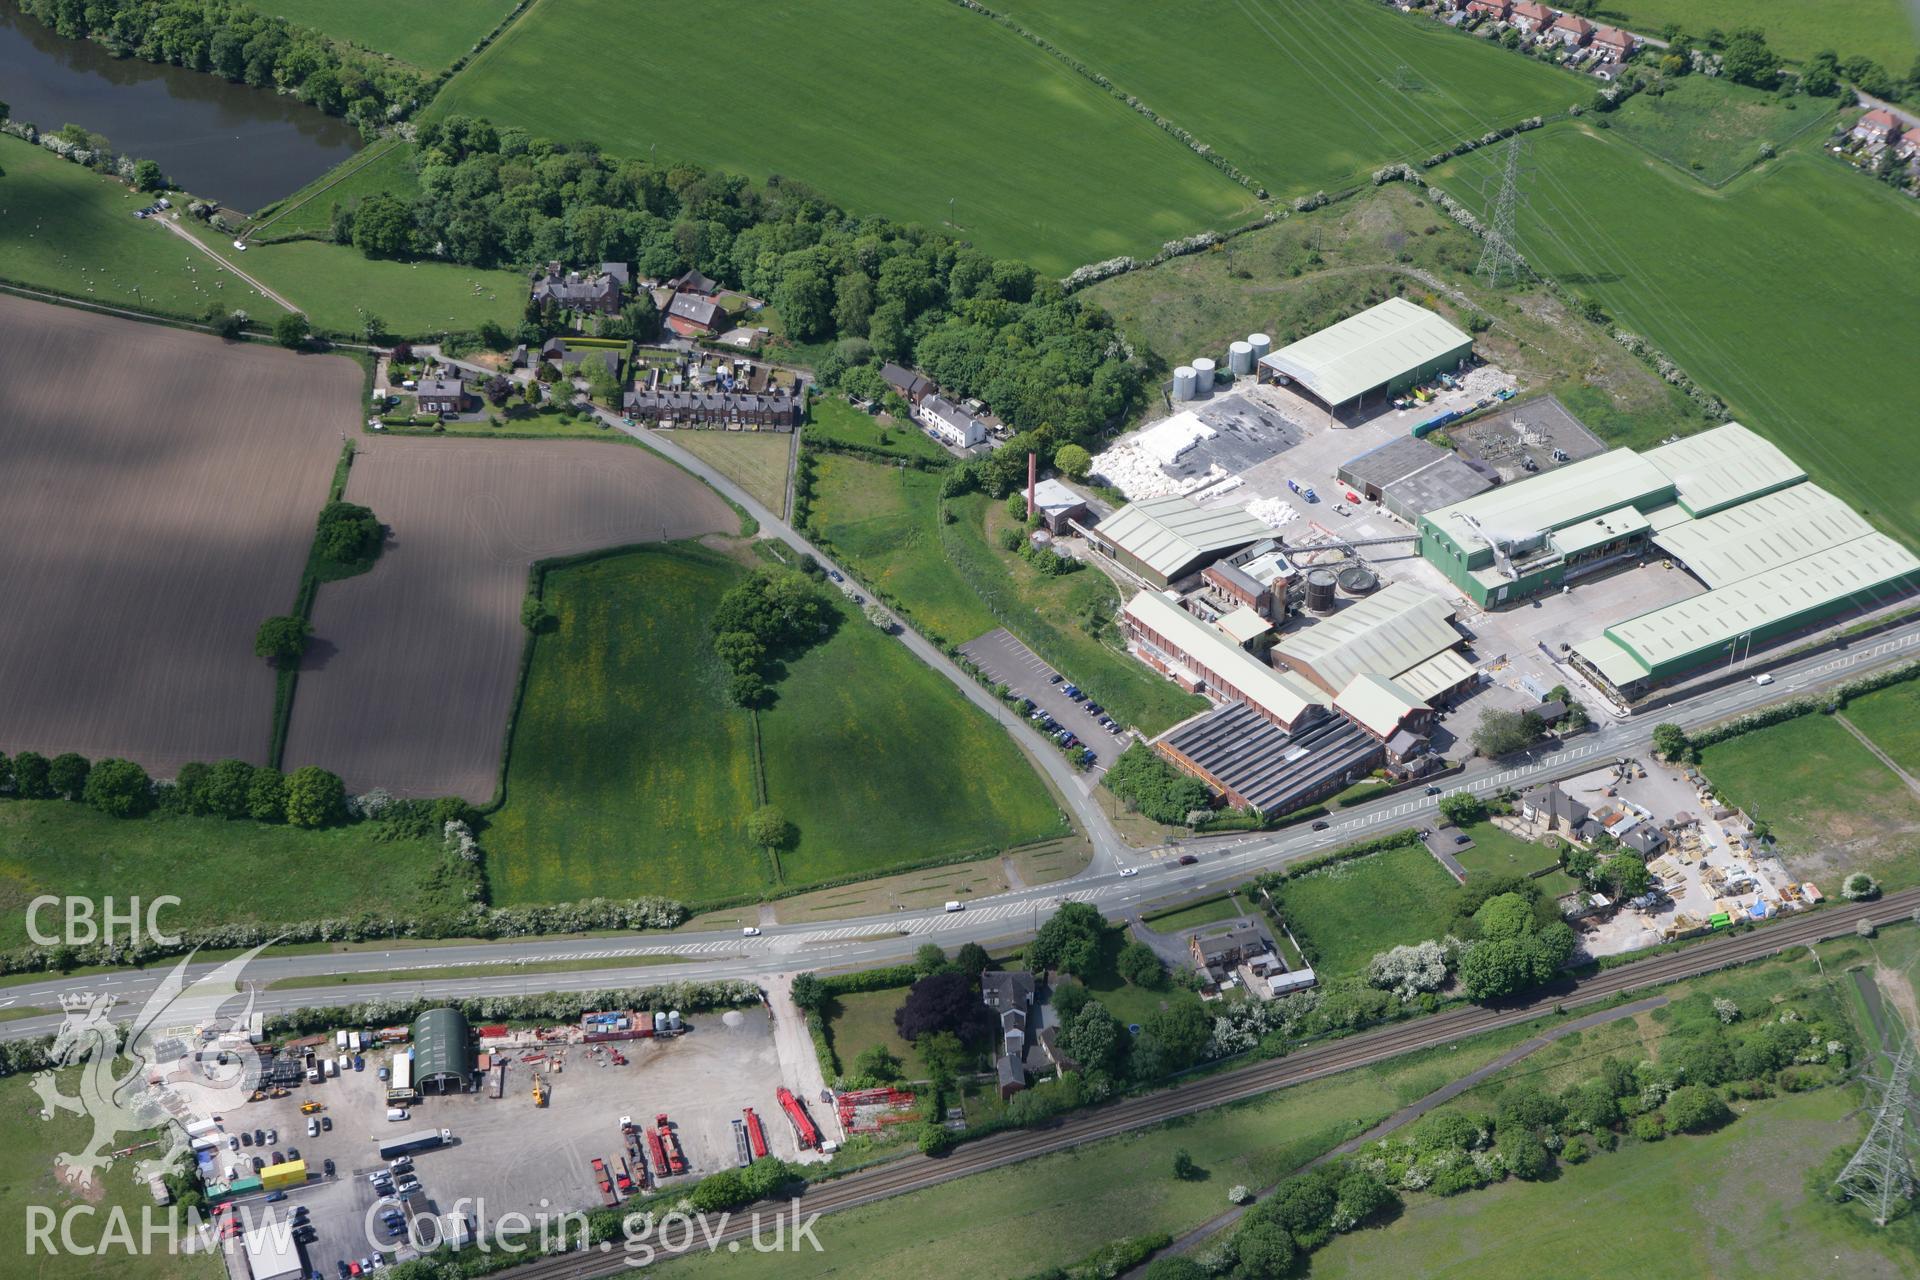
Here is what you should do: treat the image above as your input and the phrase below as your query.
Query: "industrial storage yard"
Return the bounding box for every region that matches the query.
[190,1001,851,1280]
[280,436,736,799]
[0,293,360,774]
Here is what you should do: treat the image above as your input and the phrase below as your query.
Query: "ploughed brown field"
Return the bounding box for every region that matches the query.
[0,293,357,774]
[281,435,735,800]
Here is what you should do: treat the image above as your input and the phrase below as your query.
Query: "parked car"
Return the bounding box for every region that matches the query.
[322,1117,332,1132]
[323,1158,335,1176]
[353,1056,364,1072]
[1048,673,1063,684]
[286,1147,300,1161]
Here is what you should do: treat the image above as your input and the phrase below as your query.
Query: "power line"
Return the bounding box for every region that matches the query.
[1476,136,1529,289]
[1834,1035,1919,1226]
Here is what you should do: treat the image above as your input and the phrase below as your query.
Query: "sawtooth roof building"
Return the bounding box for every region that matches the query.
[1256,298,1473,412]
[1410,422,1917,695]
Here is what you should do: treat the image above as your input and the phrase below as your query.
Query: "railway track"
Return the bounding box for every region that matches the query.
[477,887,1920,1277]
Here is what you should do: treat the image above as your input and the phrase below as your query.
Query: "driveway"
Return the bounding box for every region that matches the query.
[762,972,840,1155]
[156,215,301,315]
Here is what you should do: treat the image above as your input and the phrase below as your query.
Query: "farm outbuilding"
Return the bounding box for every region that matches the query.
[411,1007,476,1093]
[1256,298,1472,412]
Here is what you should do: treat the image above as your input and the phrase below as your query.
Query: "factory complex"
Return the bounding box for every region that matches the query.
[1079,297,1914,818]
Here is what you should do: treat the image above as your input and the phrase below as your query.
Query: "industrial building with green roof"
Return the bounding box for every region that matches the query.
[1256,297,1473,411]
[1088,495,1273,588]
[411,1007,475,1094]
[1411,423,1918,694]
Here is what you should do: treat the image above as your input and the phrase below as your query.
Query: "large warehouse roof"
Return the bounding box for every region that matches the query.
[1653,484,1874,589]
[1424,448,1672,548]
[1642,423,1806,517]
[1338,435,1494,516]
[1099,496,1272,580]
[411,1007,473,1086]
[1334,673,1426,739]
[243,1221,303,1280]
[1157,702,1379,815]
[1125,590,1325,725]
[1596,532,1920,677]
[1273,581,1462,694]
[1257,298,1471,407]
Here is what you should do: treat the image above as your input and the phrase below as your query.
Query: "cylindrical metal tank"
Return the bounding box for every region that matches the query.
[1305,568,1338,614]
[1338,565,1379,595]
[652,1011,668,1033]
[1172,366,1197,400]
[1192,357,1216,393]
[1248,333,1272,361]
[667,1010,683,1032]
[1228,340,1254,375]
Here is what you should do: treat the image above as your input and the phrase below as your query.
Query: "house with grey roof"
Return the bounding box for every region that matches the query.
[980,970,1035,1099]
[530,262,624,314]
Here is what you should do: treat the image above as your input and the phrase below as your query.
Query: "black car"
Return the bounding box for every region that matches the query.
[270,1151,283,1165]
[1311,820,1330,830]
[240,1132,252,1147]
[323,1158,335,1176]
[251,1156,264,1172]
[1178,854,1199,866]
[321,1117,332,1132]
[1048,673,1063,684]
[1425,785,1442,795]
[286,1147,300,1161]
[338,1262,351,1279]
[253,1129,264,1146]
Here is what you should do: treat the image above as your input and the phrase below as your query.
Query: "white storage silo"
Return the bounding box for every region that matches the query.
[1172,365,1197,400]
[1228,340,1254,375]
[1192,357,1216,394]
[1248,333,1272,361]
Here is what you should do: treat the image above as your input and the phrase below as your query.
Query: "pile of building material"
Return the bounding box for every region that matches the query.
[1245,496,1300,529]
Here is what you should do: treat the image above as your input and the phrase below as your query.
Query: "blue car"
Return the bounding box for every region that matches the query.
[265,1191,287,1203]
[353,1055,365,1071]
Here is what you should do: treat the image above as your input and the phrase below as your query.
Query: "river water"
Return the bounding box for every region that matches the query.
[0,1,361,211]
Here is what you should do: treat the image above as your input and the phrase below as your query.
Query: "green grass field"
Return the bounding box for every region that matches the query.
[485,545,764,906]
[805,397,950,462]
[1276,842,1461,977]
[823,986,920,1071]
[253,141,419,235]
[247,0,523,68]
[1700,712,1920,890]
[807,457,1000,646]
[1001,0,1576,200]
[0,135,290,321]
[485,543,1060,907]
[1308,1086,1910,1278]
[1084,179,1700,444]
[1839,680,1920,777]
[1605,74,1841,185]
[0,1072,222,1280]
[0,801,451,951]
[427,0,1258,274]
[177,219,525,338]
[759,589,1065,884]
[1595,0,1920,69]
[1452,820,1571,885]
[1436,127,1920,544]
[663,430,792,517]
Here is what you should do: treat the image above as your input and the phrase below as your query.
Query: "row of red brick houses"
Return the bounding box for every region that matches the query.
[1455,0,1637,60]
[1852,107,1920,158]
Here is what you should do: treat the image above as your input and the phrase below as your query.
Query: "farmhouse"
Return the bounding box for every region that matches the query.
[980,970,1035,1100]
[414,376,474,415]
[529,261,625,314]
[1088,494,1272,588]
[1256,298,1473,414]
[1591,25,1636,60]
[880,362,934,405]
[918,394,987,448]
[1184,918,1314,1000]
[665,293,726,338]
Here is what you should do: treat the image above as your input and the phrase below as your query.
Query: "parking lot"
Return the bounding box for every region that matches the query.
[224,1009,811,1272]
[958,628,1130,769]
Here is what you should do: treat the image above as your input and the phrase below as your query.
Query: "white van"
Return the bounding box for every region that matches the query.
[386,1108,410,1122]
[1752,673,1775,686]
[944,901,964,913]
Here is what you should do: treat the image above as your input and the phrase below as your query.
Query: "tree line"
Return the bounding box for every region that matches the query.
[319,114,1145,447]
